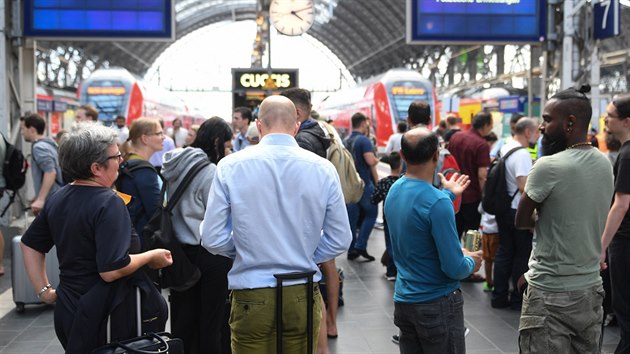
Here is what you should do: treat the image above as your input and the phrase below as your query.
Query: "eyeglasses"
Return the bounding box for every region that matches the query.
[107,153,123,162]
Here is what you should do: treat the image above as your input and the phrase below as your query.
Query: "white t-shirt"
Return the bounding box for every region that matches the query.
[167,127,189,147]
[500,139,533,209]
[385,133,403,154]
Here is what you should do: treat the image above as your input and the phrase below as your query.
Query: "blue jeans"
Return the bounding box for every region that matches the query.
[394,290,466,354]
[346,182,377,251]
[492,209,533,307]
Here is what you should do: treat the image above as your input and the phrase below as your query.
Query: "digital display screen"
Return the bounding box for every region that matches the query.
[232,69,299,92]
[407,0,545,44]
[24,0,174,40]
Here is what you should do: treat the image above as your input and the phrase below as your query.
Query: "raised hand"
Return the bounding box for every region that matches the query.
[438,172,470,197]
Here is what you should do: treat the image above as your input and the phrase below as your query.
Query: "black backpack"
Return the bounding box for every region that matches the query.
[0,134,28,217]
[115,160,160,191]
[482,146,525,216]
[143,159,209,291]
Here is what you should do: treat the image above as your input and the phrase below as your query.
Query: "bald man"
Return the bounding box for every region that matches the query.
[385,127,482,354]
[201,95,352,354]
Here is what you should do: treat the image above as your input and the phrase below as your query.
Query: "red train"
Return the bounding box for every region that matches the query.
[78,67,204,128]
[317,68,439,150]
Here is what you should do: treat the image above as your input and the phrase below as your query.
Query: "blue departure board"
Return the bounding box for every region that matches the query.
[406,0,546,44]
[24,0,174,40]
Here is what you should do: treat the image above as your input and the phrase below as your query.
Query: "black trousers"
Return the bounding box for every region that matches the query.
[455,202,482,240]
[170,245,232,354]
[493,209,532,307]
[609,236,630,354]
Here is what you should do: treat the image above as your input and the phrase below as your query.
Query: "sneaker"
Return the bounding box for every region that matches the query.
[483,282,493,292]
[391,334,399,345]
[385,273,396,281]
[465,327,470,337]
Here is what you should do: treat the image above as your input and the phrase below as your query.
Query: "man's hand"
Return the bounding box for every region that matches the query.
[439,173,470,197]
[463,249,483,273]
[147,249,173,269]
[40,288,57,304]
[600,251,608,271]
[31,199,45,216]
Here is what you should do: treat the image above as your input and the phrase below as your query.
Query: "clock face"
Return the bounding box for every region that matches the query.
[270,0,315,36]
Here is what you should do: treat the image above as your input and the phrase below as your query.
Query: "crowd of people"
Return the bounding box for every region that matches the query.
[6,83,630,354]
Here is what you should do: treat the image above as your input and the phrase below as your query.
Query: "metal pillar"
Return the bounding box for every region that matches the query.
[591,42,601,131]
[0,0,9,136]
[562,0,575,89]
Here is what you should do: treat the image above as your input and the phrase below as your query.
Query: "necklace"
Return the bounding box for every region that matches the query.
[567,142,592,149]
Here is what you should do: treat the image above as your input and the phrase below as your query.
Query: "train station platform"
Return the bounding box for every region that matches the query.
[0,222,621,354]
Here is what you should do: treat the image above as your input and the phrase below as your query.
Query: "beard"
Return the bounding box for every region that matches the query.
[541,132,567,156]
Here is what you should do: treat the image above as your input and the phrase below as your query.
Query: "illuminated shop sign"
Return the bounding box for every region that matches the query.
[232,69,299,91]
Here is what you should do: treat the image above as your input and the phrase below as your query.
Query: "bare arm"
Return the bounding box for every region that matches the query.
[515,192,539,230]
[363,152,379,167]
[99,249,172,283]
[32,171,57,215]
[600,192,630,270]
[21,243,57,304]
[516,176,527,194]
[477,167,488,191]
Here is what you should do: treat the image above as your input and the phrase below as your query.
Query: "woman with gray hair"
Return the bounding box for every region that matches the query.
[20,124,173,353]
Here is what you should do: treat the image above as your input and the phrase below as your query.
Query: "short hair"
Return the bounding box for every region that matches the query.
[549,84,592,123]
[58,123,117,180]
[612,94,630,119]
[115,115,126,121]
[281,88,312,110]
[438,120,447,129]
[401,131,439,165]
[388,151,401,170]
[510,113,525,125]
[472,111,492,130]
[484,132,498,144]
[190,117,233,164]
[234,106,253,124]
[397,121,408,133]
[446,115,458,126]
[21,113,46,134]
[351,112,368,129]
[407,101,431,126]
[79,105,99,121]
[514,117,538,135]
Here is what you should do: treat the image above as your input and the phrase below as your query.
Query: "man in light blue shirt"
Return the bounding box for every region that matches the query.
[201,95,351,354]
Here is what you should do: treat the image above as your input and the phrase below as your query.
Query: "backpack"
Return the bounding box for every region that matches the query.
[432,148,462,213]
[143,159,209,291]
[115,160,160,191]
[482,146,525,216]
[319,122,364,204]
[0,134,28,217]
[32,139,71,185]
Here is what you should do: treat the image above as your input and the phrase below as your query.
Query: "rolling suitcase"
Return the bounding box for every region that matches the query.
[93,288,184,354]
[274,271,317,354]
[11,235,60,313]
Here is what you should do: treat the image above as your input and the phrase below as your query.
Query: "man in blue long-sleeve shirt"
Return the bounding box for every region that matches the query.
[385,127,482,354]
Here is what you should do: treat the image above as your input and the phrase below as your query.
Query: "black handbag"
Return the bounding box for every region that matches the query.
[92,332,184,354]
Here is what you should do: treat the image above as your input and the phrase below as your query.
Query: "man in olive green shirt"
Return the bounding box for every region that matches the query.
[515,85,614,353]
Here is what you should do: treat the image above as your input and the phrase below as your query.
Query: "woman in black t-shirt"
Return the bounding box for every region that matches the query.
[21,124,173,353]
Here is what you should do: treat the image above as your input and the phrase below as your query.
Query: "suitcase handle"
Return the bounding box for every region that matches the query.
[274,271,317,354]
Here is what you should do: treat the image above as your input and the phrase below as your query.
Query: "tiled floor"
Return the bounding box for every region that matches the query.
[0,224,622,353]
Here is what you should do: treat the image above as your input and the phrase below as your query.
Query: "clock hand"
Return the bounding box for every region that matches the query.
[291,11,305,21]
[293,7,313,13]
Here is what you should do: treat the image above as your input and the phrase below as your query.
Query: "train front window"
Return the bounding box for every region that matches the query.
[389,81,432,123]
[84,84,127,121]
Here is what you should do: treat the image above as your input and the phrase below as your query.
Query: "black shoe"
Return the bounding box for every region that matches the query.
[356,249,375,262]
[391,334,399,344]
[491,298,510,309]
[347,250,359,260]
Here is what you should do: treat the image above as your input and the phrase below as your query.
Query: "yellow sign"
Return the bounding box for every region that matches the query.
[87,86,126,95]
[391,86,426,95]
[239,73,292,89]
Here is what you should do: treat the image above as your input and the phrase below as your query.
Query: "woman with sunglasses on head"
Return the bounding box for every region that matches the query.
[117,118,165,245]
